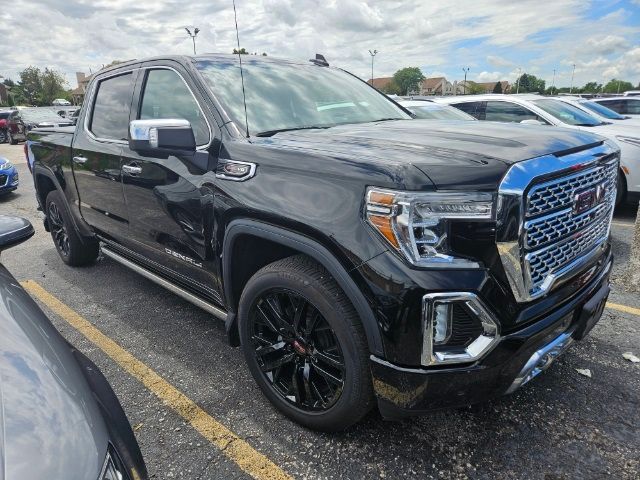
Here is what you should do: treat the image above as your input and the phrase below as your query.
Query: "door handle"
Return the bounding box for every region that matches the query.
[122,164,142,175]
[72,156,88,164]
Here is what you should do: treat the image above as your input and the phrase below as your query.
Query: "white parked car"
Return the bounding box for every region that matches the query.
[592,96,640,119]
[555,96,640,128]
[623,91,640,97]
[399,100,476,121]
[434,94,640,205]
[52,98,71,106]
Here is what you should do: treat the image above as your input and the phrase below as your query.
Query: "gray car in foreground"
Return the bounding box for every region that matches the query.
[0,216,147,480]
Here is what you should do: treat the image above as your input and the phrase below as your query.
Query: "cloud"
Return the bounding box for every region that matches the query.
[487,55,515,68]
[476,71,504,82]
[583,35,629,55]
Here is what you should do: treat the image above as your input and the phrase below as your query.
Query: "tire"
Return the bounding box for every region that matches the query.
[46,190,99,266]
[7,130,16,145]
[0,129,6,144]
[615,170,627,207]
[238,255,374,432]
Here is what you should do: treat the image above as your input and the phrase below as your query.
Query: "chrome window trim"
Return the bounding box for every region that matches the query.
[496,142,618,303]
[138,65,213,151]
[83,68,137,145]
[421,292,500,366]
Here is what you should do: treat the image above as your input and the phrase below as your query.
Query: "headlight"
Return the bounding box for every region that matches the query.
[0,161,13,170]
[99,449,126,480]
[365,187,493,268]
[616,135,640,147]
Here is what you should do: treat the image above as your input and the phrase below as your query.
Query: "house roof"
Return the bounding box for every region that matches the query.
[369,77,393,89]
[422,77,445,89]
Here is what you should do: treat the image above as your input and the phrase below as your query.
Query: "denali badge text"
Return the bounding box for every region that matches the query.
[164,248,203,268]
[573,181,607,215]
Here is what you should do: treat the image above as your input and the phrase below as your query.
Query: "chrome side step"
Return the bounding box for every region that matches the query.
[101,245,227,321]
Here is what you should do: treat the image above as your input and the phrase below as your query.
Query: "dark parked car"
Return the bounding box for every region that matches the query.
[0,215,147,480]
[29,54,617,431]
[6,108,74,144]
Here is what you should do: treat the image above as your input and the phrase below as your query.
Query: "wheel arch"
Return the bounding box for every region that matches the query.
[222,219,384,356]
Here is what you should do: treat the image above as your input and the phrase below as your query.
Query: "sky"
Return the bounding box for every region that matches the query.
[0,0,639,90]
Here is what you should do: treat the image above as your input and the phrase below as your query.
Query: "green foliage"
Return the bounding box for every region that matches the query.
[492,81,503,94]
[380,80,402,95]
[40,68,68,105]
[18,66,42,105]
[233,47,249,54]
[603,79,634,94]
[392,67,425,95]
[11,66,67,106]
[2,78,15,88]
[581,82,602,93]
[514,73,545,94]
[465,82,486,95]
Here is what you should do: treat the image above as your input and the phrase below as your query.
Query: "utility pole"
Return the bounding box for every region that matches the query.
[516,67,522,94]
[617,79,622,94]
[185,27,200,55]
[462,67,470,94]
[552,69,556,94]
[569,63,576,94]
[368,49,378,86]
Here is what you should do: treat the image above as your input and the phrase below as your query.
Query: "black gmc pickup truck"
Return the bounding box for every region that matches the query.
[28,54,619,431]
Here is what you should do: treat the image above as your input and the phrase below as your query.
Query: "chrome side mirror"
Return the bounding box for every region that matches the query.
[129,119,196,153]
[0,216,34,252]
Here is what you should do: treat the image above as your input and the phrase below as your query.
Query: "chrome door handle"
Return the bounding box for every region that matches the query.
[72,156,88,164]
[122,164,142,175]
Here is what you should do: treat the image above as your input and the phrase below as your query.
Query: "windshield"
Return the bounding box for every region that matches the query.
[404,103,475,120]
[580,101,625,120]
[532,99,602,126]
[0,112,10,119]
[196,58,410,136]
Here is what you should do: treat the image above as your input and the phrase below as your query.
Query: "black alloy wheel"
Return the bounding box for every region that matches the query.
[249,288,345,411]
[48,201,70,258]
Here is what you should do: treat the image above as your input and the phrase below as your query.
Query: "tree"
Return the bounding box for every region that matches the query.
[380,80,402,95]
[514,73,545,94]
[492,81,503,94]
[603,79,633,94]
[2,78,15,88]
[582,81,602,93]
[18,66,42,105]
[233,47,249,54]
[392,67,425,95]
[40,68,68,105]
[465,81,486,95]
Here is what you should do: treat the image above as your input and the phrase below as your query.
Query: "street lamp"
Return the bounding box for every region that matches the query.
[185,27,200,55]
[569,63,576,94]
[516,67,522,94]
[368,49,378,86]
[462,67,470,94]
[552,69,556,94]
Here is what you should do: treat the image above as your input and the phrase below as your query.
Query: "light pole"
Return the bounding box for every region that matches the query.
[617,79,622,94]
[368,49,378,86]
[462,67,470,94]
[185,27,200,55]
[516,67,522,94]
[569,63,576,94]
[552,69,556,94]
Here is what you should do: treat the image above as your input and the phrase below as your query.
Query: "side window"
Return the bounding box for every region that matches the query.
[139,69,210,146]
[599,100,623,114]
[485,101,545,123]
[625,99,640,115]
[90,73,134,140]
[454,102,484,120]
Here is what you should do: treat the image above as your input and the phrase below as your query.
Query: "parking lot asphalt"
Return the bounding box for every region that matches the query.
[0,142,638,479]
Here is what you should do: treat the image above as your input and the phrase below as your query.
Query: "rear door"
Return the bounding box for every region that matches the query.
[484,101,550,124]
[119,63,222,303]
[72,70,137,242]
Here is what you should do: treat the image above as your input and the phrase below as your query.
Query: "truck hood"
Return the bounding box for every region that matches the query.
[0,267,107,480]
[256,119,605,189]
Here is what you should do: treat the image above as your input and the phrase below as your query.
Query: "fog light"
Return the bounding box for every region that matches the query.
[433,303,452,344]
[421,292,500,366]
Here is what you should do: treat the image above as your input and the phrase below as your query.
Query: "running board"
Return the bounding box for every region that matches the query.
[101,245,228,321]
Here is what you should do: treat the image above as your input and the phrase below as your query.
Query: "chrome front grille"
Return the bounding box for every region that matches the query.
[497,143,619,303]
[523,158,617,295]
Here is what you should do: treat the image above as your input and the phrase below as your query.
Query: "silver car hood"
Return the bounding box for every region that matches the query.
[0,268,108,480]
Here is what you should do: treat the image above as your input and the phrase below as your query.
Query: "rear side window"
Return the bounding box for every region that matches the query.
[484,101,545,123]
[453,101,484,119]
[90,73,134,140]
[597,100,624,114]
[624,99,640,114]
[139,69,210,146]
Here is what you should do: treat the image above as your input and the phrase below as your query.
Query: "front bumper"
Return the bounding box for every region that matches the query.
[371,256,612,419]
[0,168,19,192]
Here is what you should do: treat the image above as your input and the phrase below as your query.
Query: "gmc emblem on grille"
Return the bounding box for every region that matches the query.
[573,181,607,215]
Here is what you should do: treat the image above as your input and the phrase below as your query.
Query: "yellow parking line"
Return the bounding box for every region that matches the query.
[606,301,640,317]
[21,280,292,480]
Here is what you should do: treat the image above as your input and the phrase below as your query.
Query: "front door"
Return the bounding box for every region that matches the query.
[72,71,136,242]
[120,65,222,304]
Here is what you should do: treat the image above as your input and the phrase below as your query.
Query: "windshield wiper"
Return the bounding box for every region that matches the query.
[255,125,333,137]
